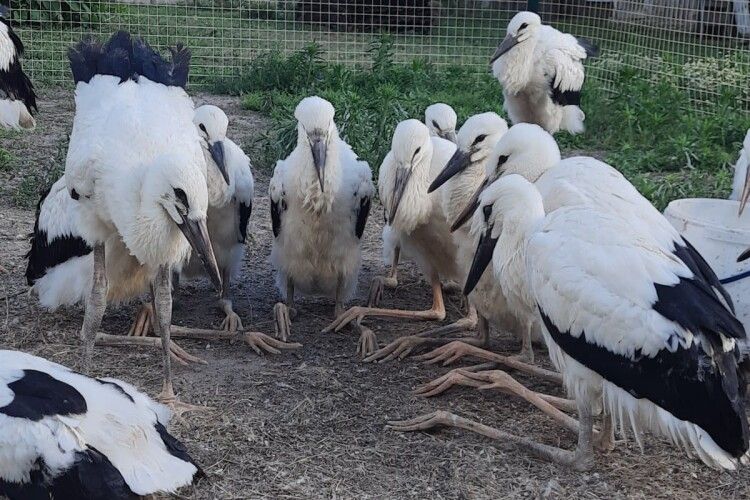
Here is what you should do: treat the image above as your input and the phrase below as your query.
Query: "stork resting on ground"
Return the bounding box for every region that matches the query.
[0,350,203,499]
[425,103,457,143]
[491,11,598,134]
[64,31,221,409]
[0,5,36,129]
[270,96,374,343]
[390,174,749,471]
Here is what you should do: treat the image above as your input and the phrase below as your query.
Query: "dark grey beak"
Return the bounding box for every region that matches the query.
[209,140,229,185]
[389,165,413,223]
[451,177,488,232]
[177,213,222,294]
[310,135,327,192]
[738,248,750,263]
[464,224,498,296]
[429,149,472,193]
[491,34,519,63]
[439,129,458,143]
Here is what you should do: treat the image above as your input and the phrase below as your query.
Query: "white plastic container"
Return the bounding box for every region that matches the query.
[664,198,750,329]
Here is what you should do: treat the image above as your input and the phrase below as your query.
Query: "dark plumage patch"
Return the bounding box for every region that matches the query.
[95,379,134,403]
[0,17,37,113]
[270,198,282,238]
[238,201,252,243]
[68,30,191,89]
[355,195,371,239]
[674,238,735,313]
[0,369,87,421]
[50,447,137,500]
[25,185,92,286]
[576,37,600,58]
[154,421,205,479]
[539,308,749,458]
[550,83,582,106]
[0,465,49,500]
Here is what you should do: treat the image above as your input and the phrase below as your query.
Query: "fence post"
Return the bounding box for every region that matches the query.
[527,0,540,13]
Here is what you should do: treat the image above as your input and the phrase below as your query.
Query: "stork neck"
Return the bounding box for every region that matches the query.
[391,145,434,233]
[493,39,537,95]
[297,129,342,213]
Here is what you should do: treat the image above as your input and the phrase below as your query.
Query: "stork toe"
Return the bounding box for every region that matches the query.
[273,302,292,341]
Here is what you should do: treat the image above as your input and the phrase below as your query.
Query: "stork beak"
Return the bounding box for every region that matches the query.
[490,34,519,63]
[738,247,750,262]
[389,164,413,223]
[209,141,229,185]
[429,149,472,193]
[177,214,222,293]
[451,177,488,232]
[739,166,750,216]
[439,129,458,143]
[310,135,327,192]
[464,223,498,296]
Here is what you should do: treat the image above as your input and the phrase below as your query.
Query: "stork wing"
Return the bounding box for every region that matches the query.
[0,368,87,421]
[344,155,374,240]
[538,28,590,105]
[238,201,252,243]
[269,160,287,238]
[0,18,36,113]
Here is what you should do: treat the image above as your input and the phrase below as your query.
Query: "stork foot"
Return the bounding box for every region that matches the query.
[594,414,618,452]
[220,310,244,333]
[367,276,396,307]
[128,303,154,337]
[243,331,302,355]
[413,364,496,397]
[273,302,292,341]
[363,335,429,363]
[356,326,378,358]
[95,333,205,366]
[157,382,211,418]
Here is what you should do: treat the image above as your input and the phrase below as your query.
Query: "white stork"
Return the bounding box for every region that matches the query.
[425,103,457,143]
[491,11,598,135]
[391,174,749,470]
[730,128,750,204]
[269,96,374,342]
[0,350,202,498]
[0,5,36,129]
[64,31,221,409]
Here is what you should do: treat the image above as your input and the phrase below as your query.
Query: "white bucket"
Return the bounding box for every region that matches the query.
[664,198,750,329]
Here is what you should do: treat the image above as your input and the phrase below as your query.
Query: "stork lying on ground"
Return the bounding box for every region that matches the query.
[270,96,374,343]
[491,11,598,134]
[0,5,36,129]
[390,174,749,471]
[64,31,223,409]
[0,350,203,499]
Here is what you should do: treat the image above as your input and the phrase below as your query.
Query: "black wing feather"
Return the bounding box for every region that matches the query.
[154,421,205,479]
[238,201,252,243]
[675,238,735,313]
[0,18,37,112]
[50,447,137,500]
[0,369,87,421]
[270,198,282,238]
[355,195,371,239]
[549,77,582,106]
[576,36,600,58]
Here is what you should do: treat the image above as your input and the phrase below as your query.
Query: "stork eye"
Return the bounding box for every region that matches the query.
[414,146,421,156]
[497,155,509,167]
[173,188,189,212]
[70,189,80,201]
[482,204,493,221]
[431,119,440,129]
[473,134,487,146]
[519,22,528,31]
[199,123,207,134]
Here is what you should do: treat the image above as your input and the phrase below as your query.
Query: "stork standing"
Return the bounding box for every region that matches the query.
[390,174,749,471]
[0,5,36,129]
[491,11,598,135]
[270,96,374,342]
[64,32,221,408]
[0,350,202,498]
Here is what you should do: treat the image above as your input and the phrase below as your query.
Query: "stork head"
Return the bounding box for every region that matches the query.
[464,174,542,295]
[491,11,542,63]
[144,153,222,292]
[295,96,336,192]
[388,119,432,224]
[194,104,230,187]
[425,103,458,143]
[428,112,507,193]
[450,123,559,232]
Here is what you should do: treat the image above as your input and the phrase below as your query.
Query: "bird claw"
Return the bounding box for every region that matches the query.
[413,367,479,398]
[386,410,458,433]
[242,331,302,356]
[273,302,292,341]
[220,311,244,333]
[413,340,472,366]
[363,335,427,363]
[167,339,207,366]
[157,388,212,418]
[128,303,154,337]
[323,306,370,333]
[367,277,386,307]
[356,327,378,358]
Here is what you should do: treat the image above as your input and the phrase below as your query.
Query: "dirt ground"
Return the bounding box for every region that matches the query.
[1,88,749,500]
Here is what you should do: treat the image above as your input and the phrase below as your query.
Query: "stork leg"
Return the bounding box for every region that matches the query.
[128,302,153,337]
[387,398,596,471]
[218,266,243,332]
[363,305,482,363]
[413,340,562,385]
[517,320,535,363]
[368,245,400,307]
[273,277,295,341]
[324,274,445,333]
[81,243,107,374]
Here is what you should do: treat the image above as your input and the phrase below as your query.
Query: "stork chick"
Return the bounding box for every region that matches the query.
[270,96,374,342]
[491,11,598,134]
[425,103,457,143]
[0,5,36,129]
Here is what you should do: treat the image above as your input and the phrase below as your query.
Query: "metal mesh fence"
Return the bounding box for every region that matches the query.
[11,1,750,108]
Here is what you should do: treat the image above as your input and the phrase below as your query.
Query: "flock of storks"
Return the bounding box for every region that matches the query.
[1,8,750,499]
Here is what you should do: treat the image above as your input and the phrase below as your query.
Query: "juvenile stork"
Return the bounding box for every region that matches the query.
[491,11,598,134]
[325,119,462,349]
[64,32,221,408]
[730,128,750,203]
[425,103,458,143]
[390,174,749,471]
[0,5,36,129]
[270,96,374,341]
[0,350,203,498]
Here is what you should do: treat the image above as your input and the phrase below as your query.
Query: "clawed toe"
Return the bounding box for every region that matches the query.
[356,327,378,358]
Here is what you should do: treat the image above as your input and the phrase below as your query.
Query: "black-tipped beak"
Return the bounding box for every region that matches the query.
[490,34,518,63]
[738,247,750,262]
[429,149,472,193]
[311,136,327,192]
[464,224,498,296]
[451,177,488,232]
[209,140,229,185]
[177,214,222,293]
[389,166,413,223]
[439,129,458,143]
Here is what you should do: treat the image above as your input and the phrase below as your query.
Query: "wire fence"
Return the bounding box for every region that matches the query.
[12,1,750,108]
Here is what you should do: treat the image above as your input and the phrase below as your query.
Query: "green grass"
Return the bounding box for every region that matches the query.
[233,42,750,210]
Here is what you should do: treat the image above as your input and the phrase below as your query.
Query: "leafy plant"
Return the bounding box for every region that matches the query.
[11,0,107,26]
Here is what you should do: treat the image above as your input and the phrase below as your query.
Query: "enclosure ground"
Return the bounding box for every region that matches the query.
[1,88,748,499]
